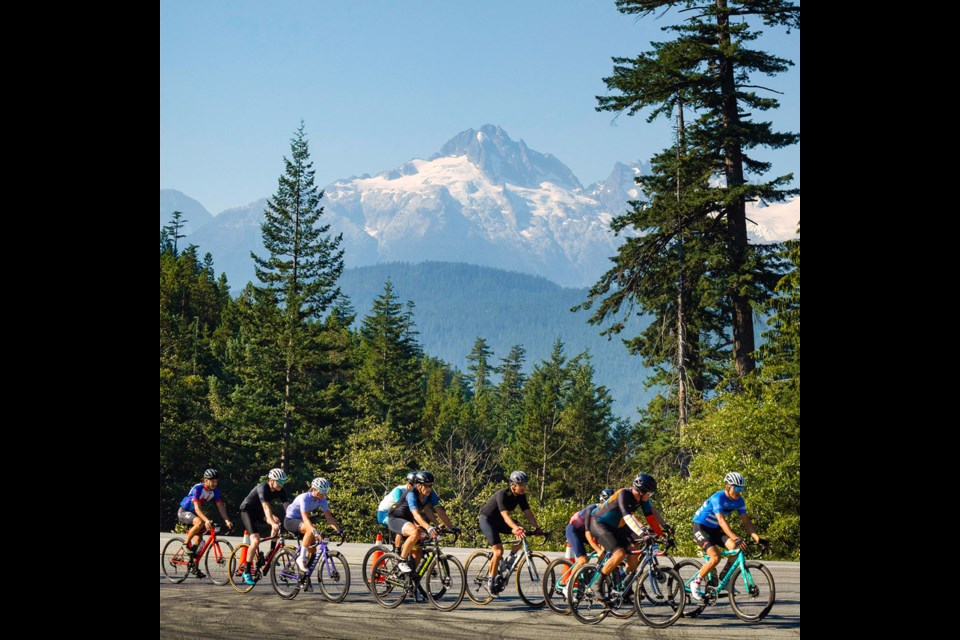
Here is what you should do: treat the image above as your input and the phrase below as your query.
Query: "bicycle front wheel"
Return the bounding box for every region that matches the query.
[567,564,609,625]
[515,552,550,607]
[370,552,408,609]
[318,551,351,603]
[635,566,686,628]
[425,554,466,611]
[674,559,706,617]
[161,537,190,584]
[228,544,254,593]
[728,561,775,622]
[205,540,234,585]
[463,551,494,605]
[543,557,573,615]
[269,548,301,600]
[361,544,393,592]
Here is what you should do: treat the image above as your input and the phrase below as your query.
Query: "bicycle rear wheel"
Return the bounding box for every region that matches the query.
[317,551,351,603]
[228,544,255,593]
[463,550,494,605]
[205,540,234,585]
[269,548,301,600]
[425,554,465,611]
[370,552,408,609]
[674,559,707,617]
[728,561,775,622]
[635,566,685,628]
[543,557,573,614]
[567,564,609,625]
[361,544,393,592]
[515,552,550,607]
[161,537,190,584]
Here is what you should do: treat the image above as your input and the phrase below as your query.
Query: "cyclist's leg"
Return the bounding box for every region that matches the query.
[179,509,204,551]
[591,521,626,579]
[564,523,589,588]
[388,517,418,570]
[479,514,508,579]
[240,510,259,573]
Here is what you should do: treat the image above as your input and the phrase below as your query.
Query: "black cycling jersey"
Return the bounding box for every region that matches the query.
[239,482,288,513]
[479,487,530,519]
[591,487,652,528]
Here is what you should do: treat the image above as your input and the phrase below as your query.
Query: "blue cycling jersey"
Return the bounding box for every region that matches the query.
[285,492,330,519]
[389,488,440,522]
[692,490,746,527]
[179,483,222,511]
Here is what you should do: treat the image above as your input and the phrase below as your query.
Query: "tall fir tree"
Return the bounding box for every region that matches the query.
[494,344,526,444]
[248,122,345,471]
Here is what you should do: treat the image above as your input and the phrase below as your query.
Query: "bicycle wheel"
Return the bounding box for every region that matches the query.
[567,564,609,625]
[606,568,637,619]
[515,552,550,607]
[425,554,465,611]
[463,550,494,605]
[161,537,190,584]
[204,539,234,585]
[674,559,707,617]
[317,551,351,603]
[635,566,686,628]
[728,561,775,622]
[269,548,302,600]
[228,544,255,593]
[370,552,408,609]
[361,544,393,592]
[543,557,573,615]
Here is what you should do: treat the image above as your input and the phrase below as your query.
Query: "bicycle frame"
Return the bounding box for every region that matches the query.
[497,533,546,584]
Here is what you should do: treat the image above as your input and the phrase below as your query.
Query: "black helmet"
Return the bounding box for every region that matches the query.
[415,471,435,484]
[633,473,657,494]
[405,471,418,483]
[509,470,529,484]
[203,468,219,480]
[599,488,615,502]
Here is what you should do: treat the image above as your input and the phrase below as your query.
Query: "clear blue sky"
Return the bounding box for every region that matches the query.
[160,0,800,216]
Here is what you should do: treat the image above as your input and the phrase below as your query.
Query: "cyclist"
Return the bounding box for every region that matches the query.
[478,470,543,595]
[377,471,417,550]
[284,477,345,574]
[688,472,762,601]
[177,468,233,555]
[387,470,458,574]
[588,473,668,595]
[559,488,611,594]
[237,468,291,584]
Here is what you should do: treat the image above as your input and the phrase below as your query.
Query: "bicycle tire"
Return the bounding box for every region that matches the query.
[728,561,775,622]
[269,548,301,600]
[463,550,494,605]
[542,557,573,615]
[674,559,707,617]
[161,537,190,584]
[425,554,466,611]
[317,550,351,602]
[515,552,550,607]
[370,552,408,609]
[227,543,255,593]
[606,567,637,619]
[635,566,686,628]
[205,539,234,585]
[567,564,609,625]
[361,544,393,592]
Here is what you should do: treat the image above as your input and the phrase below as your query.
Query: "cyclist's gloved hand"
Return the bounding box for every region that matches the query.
[734,537,747,549]
[427,526,438,538]
[513,526,526,538]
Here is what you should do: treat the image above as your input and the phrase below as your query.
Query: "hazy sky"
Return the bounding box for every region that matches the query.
[160,0,800,215]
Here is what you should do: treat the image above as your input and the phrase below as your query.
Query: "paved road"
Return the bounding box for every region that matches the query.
[160,533,799,639]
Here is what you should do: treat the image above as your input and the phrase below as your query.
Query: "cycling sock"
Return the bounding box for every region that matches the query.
[299,547,308,563]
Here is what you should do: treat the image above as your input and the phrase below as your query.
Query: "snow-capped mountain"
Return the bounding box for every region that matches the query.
[162,124,799,288]
[159,189,213,235]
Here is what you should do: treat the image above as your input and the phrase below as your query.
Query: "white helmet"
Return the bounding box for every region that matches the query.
[311,477,331,494]
[268,468,287,484]
[724,472,745,488]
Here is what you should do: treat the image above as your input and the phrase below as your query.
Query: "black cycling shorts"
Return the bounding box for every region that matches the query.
[240,509,273,537]
[177,507,199,526]
[692,522,729,551]
[479,514,514,546]
[589,519,633,554]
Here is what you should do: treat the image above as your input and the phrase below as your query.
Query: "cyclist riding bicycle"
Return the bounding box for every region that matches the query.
[387,470,459,574]
[688,472,762,601]
[478,470,543,595]
[588,473,669,592]
[560,488,611,594]
[237,468,291,584]
[177,468,234,555]
[283,477,345,574]
[377,471,417,550]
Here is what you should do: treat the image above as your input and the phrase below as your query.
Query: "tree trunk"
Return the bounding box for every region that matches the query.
[675,98,688,435]
[716,0,756,378]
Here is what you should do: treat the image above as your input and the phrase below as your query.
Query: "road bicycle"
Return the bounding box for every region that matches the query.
[269,531,350,602]
[161,524,234,585]
[464,530,551,607]
[674,539,775,622]
[227,530,296,593]
[369,528,466,611]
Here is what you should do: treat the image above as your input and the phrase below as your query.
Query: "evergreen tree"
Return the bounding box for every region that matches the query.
[465,337,496,392]
[163,210,187,255]
[494,344,526,443]
[247,122,345,470]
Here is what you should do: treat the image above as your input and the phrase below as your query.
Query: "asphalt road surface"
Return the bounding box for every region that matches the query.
[160,533,799,639]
